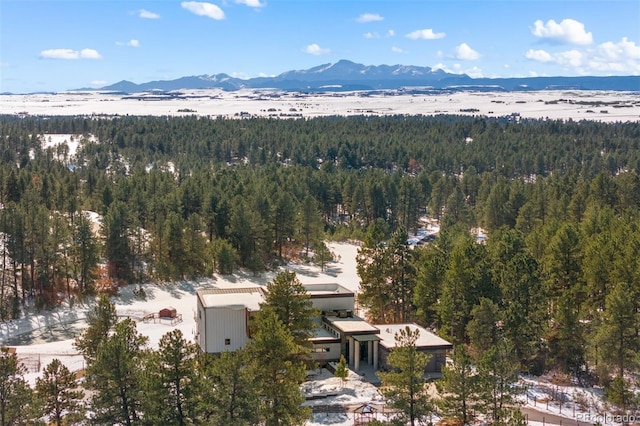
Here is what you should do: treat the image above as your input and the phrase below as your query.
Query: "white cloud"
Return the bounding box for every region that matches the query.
[40,48,102,60]
[525,37,640,74]
[455,43,480,60]
[465,66,483,78]
[181,2,225,20]
[406,29,446,40]
[588,37,640,73]
[387,29,395,37]
[356,13,383,23]
[525,49,553,62]
[391,46,407,54]
[531,18,593,45]
[116,39,141,48]
[138,9,160,19]
[303,43,330,56]
[363,32,378,39]
[235,0,265,8]
[555,49,583,67]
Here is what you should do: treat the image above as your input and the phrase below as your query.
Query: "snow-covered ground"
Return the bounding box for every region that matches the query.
[2,89,639,123]
[0,240,635,425]
[0,242,359,377]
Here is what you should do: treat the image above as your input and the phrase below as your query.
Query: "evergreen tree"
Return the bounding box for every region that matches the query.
[386,229,416,323]
[438,235,493,344]
[546,291,586,375]
[247,309,311,426]
[272,192,296,260]
[213,238,238,275]
[377,327,432,426]
[314,241,333,272]
[413,240,448,330]
[262,271,317,350]
[466,298,500,357]
[0,348,35,426]
[436,346,481,425]
[477,340,523,424]
[70,213,99,294]
[86,319,148,426]
[593,282,639,381]
[297,194,323,259]
[74,294,118,365]
[35,358,85,426]
[488,229,544,371]
[202,349,259,425]
[101,200,133,282]
[142,329,202,426]
[334,355,348,389]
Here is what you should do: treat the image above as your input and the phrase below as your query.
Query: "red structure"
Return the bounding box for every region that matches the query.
[159,307,177,318]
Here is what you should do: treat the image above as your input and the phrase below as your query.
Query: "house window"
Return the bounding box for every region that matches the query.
[224,338,231,345]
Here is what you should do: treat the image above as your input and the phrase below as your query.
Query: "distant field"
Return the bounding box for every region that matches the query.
[2,89,639,122]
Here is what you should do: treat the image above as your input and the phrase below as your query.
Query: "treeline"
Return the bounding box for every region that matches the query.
[0,116,637,296]
[0,114,639,418]
[0,116,639,398]
[357,182,640,410]
[1,272,316,425]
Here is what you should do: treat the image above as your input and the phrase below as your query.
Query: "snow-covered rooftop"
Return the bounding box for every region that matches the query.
[374,323,453,349]
[197,287,265,310]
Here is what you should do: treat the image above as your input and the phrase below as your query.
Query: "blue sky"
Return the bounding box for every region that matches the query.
[1,0,639,93]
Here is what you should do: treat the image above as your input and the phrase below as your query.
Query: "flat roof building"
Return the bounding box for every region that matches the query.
[195,283,452,374]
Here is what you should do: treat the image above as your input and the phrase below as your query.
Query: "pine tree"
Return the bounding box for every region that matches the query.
[386,229,416,323]
[593,281,639,390]
[436,346,481,425]
[142,329,202,426]
[477,340,523,424]
[0,347,35,426]
[438,235,493,344]
[297,194,323,259]
[86,319,148,426]
[487,229,544,371]
[466,298,500,357]
[202,349,259,425]
[314,241,333,272]
[213,238,238,275]
[70,213,99,295]
[334,355,348,389]
[377,326,432,426]
[262,271,317,353]
[101,200,133,282]
[247,309,311,426]
[35,358,85,426]
[74,294,117,365]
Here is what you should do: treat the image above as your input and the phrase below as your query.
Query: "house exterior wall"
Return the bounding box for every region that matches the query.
[310,295,355,312]
[196,299,252,353]
[311,342,342,366]
[378,347,448,373]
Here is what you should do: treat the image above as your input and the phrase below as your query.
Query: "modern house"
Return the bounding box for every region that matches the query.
[195,287,265,353]
[374,323,453,373]
[195,283,452,373]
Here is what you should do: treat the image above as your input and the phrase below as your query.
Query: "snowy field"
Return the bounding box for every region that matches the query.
[2,89,639,123]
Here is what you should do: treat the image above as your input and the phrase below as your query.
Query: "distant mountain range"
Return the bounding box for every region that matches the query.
[97,59,640,93]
